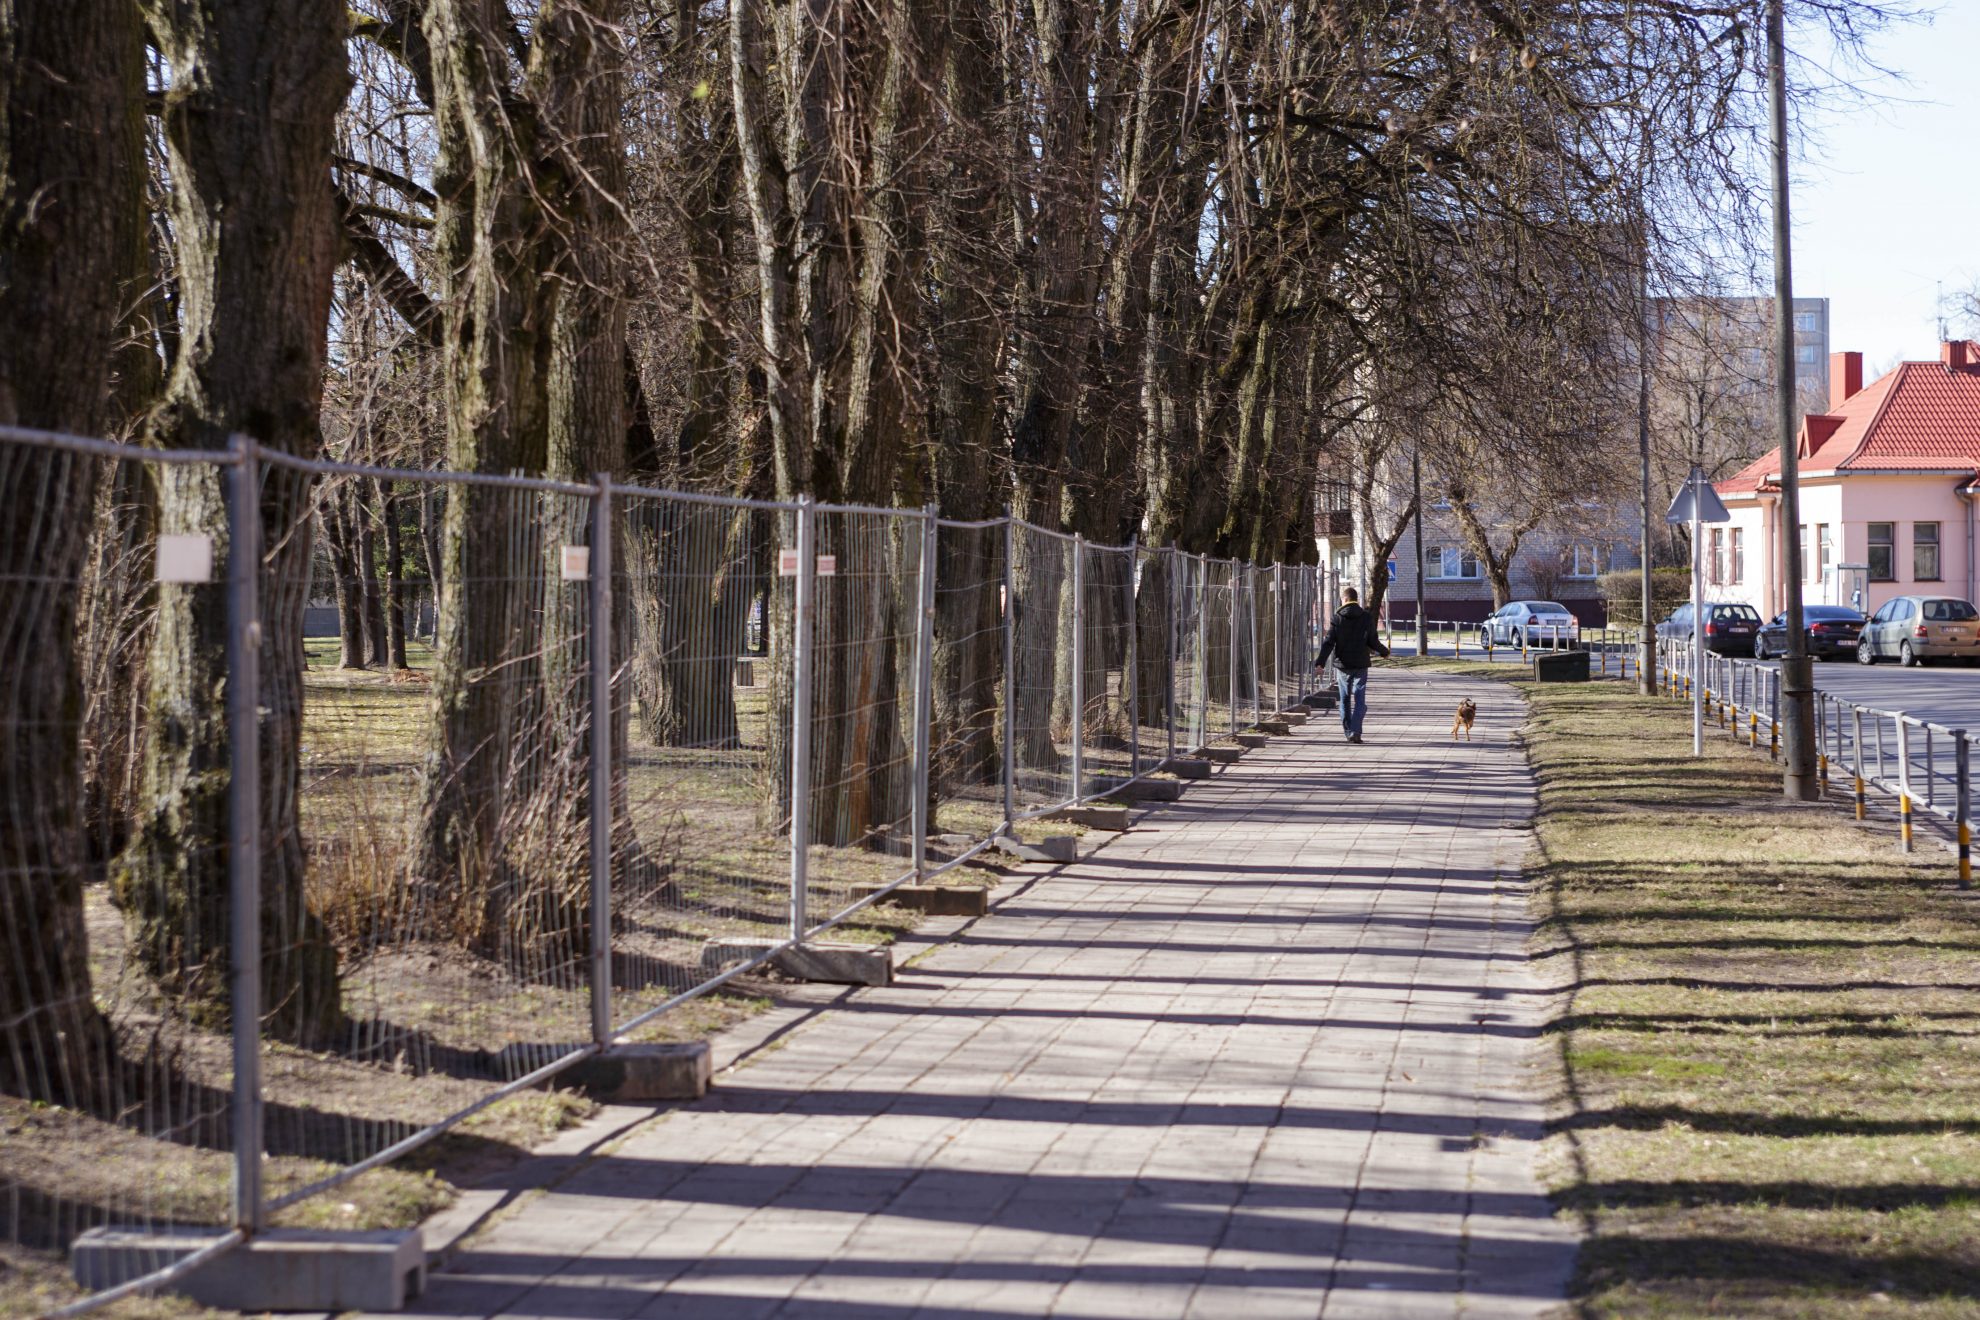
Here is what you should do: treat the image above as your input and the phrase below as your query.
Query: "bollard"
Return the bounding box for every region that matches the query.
[1958,735,1972,888]
[1897,718,1914,853]
[1750,709,1759,750]
[1853,707,1867,820]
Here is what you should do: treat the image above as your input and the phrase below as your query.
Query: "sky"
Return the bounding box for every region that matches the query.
[1791,3,1980,374]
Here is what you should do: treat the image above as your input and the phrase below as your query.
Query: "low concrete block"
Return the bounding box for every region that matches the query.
[1275,709,1310,725]
[992,832,1078,864]
[1235,732,1270,749]
[563,1042,710,1102]
[1160,757,1212,779]
[1047,805,1132,832]
[1191,745,1243,763]
[702,938,893,986]
[73,1227,424,1313]
[1256,719,1293,736]
[849,882,993,914]
[1113,778,1183,802]
[1533,650,1590,683]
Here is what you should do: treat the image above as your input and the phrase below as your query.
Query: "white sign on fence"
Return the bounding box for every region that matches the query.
[155,534,214,584]
[778,549,800,576]
[817,555,838,577]
[560,545,591,581]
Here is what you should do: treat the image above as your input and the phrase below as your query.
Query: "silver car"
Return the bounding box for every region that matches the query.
[1857,595,1980,667]
[1479,600,1577,648]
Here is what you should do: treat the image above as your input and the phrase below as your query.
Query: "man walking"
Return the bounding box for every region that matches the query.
[1315,588,1389,743]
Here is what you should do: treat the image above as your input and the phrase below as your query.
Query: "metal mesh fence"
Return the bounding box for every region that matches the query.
[2,427,1330,1310]
[607,490,781,1024]
[930,520,1009,861]
[1008,522,1076,819]
[267,464,602,1220]
[1,438,239,1285]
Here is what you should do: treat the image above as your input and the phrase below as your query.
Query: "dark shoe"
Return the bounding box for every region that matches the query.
[1348,733,1363,744]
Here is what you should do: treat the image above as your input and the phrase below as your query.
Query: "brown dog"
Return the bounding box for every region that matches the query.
[1452,697,1477,741]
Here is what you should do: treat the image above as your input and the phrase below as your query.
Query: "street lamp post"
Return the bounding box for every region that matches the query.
[1769,0,1819,799]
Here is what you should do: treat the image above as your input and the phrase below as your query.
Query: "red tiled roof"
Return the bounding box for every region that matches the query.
[1716,344,1980,498]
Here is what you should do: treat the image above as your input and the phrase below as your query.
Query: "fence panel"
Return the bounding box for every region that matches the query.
[1008,522,1076,818]
[1,437,245,1291]
[266,468,602,1220]
[929,519,1011,861]
[1076,541,1137,800]
[607,489,783,1021]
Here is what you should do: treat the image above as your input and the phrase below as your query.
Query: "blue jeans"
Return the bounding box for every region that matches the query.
[1336,667,1369,736]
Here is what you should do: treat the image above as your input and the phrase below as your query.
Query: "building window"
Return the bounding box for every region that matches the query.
[1426,546,1479,580]
[1708,529,1723,585]
[1795,310,1819,332]
[1915,522,1942,581]
[1799,524,1814,583]
[1730,528,1745,584]
[1795,344,1820,366]
[1818,524,1832,582]
[1868,522,1895,581]
[1569,543,1603,578]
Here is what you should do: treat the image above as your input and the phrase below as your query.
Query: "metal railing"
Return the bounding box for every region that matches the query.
[1394,616,1644,680]
[0,425,1324,1312]
[1658,639,1972,884]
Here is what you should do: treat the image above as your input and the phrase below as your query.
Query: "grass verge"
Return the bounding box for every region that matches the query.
[1505,670,1980,1318]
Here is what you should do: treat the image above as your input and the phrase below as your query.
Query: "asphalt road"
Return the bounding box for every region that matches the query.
[1395,632,1980,729]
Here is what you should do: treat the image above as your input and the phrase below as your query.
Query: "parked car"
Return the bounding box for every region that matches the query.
[1479,600,1577,648]
[1656,601,1763,656]
[1753,604,1865,661]
[1856,595,1980,666]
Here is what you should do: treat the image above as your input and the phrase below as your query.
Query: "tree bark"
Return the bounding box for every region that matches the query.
[114,0,349,1045]
[0,0,145,1107]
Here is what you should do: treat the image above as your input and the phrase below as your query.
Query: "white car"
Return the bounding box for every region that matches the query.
[1479,600,1578,648]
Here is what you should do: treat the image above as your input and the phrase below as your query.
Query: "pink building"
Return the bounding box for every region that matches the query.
[1713,341,1980,618]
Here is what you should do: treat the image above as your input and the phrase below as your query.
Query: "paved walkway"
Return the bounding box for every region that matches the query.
[395,671,1575,1319]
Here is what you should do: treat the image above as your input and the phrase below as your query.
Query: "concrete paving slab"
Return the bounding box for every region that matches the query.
[372,672,1573,1320]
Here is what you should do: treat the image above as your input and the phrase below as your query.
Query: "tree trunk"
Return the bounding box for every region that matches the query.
[114,0,349,1046]
[323,483,369,668]
[0,0,145,1106]
[927,0,1010,794]
[359,482,388,668]
[381,482,409,668]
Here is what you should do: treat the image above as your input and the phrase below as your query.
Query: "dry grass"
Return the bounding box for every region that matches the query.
[1497,669,1980,1318]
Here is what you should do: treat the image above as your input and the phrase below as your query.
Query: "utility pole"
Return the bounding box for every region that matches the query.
[1635,146,1657,696]
[1769,0,1818,799]
[1412,444,1426,658]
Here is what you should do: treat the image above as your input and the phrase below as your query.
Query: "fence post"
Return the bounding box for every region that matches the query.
[1196,556,1209,742]
[1002,518,1017,831]
[588,477,614,1047]
[1817,693,1830,790]
[1166,545,1179,765]
[1769,669,1780,761]
[1958,733,1971,888]
[1226,562,1238,737]
[1248,567,1262,725]
[1897,715,1914,852]
[1272,562,1284,713]
[912,504,938,879]
[1853,705,1867,819]
[1127,537,1140,782]
[1071,534,1086,802]
[225,434,265,1233]
[789,496,817,940]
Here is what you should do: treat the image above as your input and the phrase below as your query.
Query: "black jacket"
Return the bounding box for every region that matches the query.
[1316,603,1388,672]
